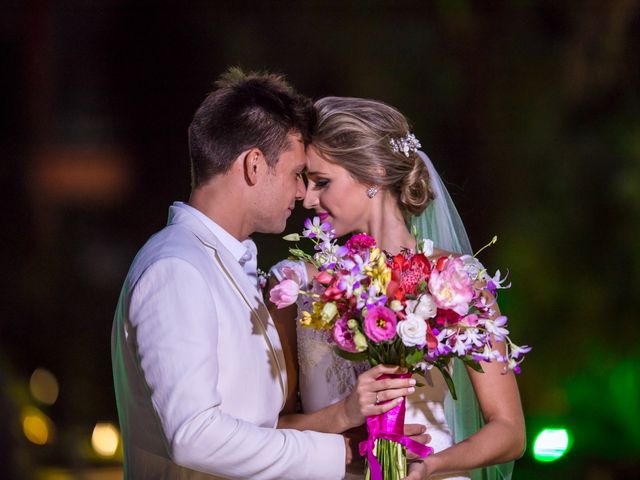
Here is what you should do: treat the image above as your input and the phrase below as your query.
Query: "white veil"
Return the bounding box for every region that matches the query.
[413,151,472,256]
[411,151,514,480]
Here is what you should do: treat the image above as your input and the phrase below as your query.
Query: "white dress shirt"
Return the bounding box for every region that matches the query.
[178,202,259,287]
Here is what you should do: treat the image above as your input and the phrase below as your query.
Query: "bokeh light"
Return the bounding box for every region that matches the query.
[91,422,120,457]
[22,407,54,445]
[30,367,60,405]
[533,428,572,462]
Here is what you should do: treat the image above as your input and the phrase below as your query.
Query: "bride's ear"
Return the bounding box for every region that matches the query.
[241,148,264,186]
[372,165,386,179]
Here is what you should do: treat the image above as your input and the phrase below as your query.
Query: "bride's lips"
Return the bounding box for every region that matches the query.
[318,212,330,221]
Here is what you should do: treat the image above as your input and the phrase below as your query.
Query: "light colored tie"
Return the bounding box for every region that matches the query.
[239,238,258,288]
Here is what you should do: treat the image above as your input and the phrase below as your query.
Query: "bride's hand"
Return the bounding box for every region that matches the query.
[344,364,416,428]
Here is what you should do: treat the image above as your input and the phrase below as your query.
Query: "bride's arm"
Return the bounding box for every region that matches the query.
[405,293,526,479]
[267,269,415,434]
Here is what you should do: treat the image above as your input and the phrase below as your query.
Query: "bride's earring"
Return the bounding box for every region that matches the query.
[367,186,379,199]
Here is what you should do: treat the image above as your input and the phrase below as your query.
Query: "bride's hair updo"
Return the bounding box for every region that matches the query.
[312,97,433,216]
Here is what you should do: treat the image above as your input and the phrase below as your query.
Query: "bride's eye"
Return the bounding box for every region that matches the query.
[314,179,329,189]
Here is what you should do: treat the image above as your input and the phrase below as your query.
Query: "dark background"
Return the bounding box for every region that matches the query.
[1,1,639,479]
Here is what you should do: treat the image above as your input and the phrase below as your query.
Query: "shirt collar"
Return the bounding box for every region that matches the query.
[173,201,250,264]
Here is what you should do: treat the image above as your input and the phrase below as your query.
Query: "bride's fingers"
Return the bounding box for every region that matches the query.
[362,396,404,417]
[371,386,415,405]
[369,376,416,392]
[363,364,408,380]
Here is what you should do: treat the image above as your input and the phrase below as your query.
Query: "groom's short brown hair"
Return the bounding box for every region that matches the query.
[188,67,315,187]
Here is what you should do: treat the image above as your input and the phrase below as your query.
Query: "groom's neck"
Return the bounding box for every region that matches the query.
[188,180,253,241]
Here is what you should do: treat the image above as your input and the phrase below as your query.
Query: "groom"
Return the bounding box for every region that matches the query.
[111,69,348,479]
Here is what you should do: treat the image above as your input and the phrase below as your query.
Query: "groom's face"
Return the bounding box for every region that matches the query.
[256,133,306,233]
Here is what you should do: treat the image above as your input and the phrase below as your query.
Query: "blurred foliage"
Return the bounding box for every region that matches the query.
[1,0,639,478]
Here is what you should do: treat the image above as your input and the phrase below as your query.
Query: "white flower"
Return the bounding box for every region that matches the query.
[484,315,510,341]
[414,294,437,319]
[397,313,427,347]
[451,336,468,356]
[389,299,404,312]
[420,239,434,256]
[459,255,486,281]
[415,360,433,371]
[459,328,484,347]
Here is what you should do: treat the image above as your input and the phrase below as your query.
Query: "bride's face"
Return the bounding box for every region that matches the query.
[304,146,372,236]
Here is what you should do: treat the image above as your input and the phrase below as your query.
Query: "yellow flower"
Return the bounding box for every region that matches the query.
[365,248,391,292]
[321,302,338,326]
[300,302,334,330]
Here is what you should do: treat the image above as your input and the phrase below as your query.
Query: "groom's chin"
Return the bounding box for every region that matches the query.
[256,219,288,235]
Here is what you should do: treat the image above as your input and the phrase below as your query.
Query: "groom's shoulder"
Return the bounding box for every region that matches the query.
[130,222,211,274]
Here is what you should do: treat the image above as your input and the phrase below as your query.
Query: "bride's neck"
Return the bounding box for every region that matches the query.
[364,194,415,255]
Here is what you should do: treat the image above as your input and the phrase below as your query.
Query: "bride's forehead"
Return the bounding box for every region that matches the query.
[305,148,339,172]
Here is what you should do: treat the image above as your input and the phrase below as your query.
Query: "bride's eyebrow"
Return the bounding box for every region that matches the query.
[305,170,328,177]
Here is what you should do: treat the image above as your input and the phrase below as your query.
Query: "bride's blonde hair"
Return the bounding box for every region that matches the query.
[312,97,433,216]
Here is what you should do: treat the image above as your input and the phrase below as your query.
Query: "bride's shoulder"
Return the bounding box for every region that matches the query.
[303,262,318,282]
[430,247,462,259]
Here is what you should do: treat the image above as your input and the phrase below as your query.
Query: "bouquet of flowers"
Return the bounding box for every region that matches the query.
[270,216,530,480]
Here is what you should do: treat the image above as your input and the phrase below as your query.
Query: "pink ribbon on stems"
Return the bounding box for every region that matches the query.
[359,373,433,480]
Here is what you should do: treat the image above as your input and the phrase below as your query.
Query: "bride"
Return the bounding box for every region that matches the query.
[271,97,525,479]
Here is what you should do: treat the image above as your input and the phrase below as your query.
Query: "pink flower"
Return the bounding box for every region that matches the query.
[269,279,300,308]
[332,316,358,353]
[428,257,474,316]
[345,233,377,254]
[364,306,397,343]
[315,271,333,285]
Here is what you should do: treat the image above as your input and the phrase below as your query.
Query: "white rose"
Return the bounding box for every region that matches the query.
[405,299,418,314]
[396,313,427,347]
[414,294,437,319]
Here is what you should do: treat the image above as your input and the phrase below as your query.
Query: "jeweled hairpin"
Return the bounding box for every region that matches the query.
[389,132,421,157]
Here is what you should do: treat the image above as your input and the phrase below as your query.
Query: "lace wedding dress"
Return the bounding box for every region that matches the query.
[272,259,471,480]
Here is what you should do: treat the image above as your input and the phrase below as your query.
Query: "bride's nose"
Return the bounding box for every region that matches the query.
[303,187,319,210]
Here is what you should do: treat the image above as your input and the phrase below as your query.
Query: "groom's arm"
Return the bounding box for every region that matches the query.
[129,257,346,479]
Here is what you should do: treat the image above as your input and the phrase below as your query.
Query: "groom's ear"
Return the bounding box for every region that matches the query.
[241,148,264,186]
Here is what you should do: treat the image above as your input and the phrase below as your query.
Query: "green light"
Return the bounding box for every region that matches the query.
[533,428,571,462]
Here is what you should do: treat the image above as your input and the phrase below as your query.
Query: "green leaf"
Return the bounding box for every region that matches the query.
[436,364,458,400]
[463,357,485,373]
[404,348,424,367]
[332,346,368,362]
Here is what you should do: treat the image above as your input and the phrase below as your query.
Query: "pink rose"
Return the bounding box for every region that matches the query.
[364,306,397,343]
[428,257,474,316]
[269,279,300,308]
